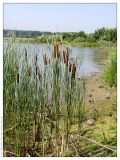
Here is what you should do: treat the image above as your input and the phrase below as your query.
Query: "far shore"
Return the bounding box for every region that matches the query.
[3,37,116,50]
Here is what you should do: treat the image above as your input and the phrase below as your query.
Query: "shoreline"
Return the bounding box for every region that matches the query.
[3,37,116,50]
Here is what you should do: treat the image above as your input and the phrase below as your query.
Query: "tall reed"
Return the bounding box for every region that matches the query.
[3,33,85,157]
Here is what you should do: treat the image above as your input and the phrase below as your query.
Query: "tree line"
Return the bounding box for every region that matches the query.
[61,28,117,43]
[3,29,51,38]
[3,27,117,44]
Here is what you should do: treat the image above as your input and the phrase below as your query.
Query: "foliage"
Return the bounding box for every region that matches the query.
[3,29,51,38]
[103,49,117,87]
[4,28,117,46]
[61,28,117,45]
[93,28,117,43]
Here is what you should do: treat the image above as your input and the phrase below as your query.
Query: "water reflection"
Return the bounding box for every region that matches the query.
[4,43,107,77]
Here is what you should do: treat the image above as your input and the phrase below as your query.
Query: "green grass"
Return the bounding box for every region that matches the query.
[103,49,117,87]
[4,36,116,49]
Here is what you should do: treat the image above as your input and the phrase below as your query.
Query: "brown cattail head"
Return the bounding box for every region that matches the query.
[69,63,72,72]
[71,64,76,79]
[43,54,47,65]
[16,73,19,84]
[54,45,59,58]
[65,50,69,66]
[56,45,59,58]
[34,54,38,66]
[66,47,68,55]
[63,51,66,63]
[54,45,56,58]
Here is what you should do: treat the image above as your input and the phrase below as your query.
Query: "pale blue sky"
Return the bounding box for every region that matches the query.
[3,3,117,33]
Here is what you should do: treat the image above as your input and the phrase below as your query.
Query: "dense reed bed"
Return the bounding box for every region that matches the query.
[3,35,85,157]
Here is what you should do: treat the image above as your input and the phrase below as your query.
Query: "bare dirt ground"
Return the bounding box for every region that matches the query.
[85,74,116,106]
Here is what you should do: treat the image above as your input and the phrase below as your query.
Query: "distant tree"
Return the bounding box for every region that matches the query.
[78,31,86,38]
[109,28,117,43]
[93,27,117,43]
[61,32,71,41]
[3,29,51,38]
[86,34,96,43]
[93,28,106,40]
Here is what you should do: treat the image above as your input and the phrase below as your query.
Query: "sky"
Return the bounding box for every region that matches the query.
[3,3,117,33]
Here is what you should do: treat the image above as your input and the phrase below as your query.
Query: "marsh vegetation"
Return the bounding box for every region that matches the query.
[3,33,117,157]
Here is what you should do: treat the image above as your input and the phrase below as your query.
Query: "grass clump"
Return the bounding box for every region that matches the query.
[103,49,117,87]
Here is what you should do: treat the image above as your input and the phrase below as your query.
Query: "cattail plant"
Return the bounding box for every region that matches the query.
[65,48,69,66]
[4,33,86,157]
[63,50,66,63]
[71,64,76,79]
[54,45,56,58]
[56,45,59,58]
[43,54,48,65]
[69,63,72,72]
[54,45,59,59]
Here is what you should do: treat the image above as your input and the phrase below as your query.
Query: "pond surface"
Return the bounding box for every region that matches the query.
[4,43,108,77]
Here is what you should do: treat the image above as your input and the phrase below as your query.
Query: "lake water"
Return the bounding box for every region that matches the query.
[4,43,108,77]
